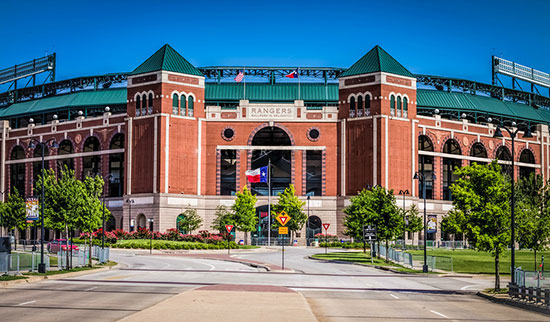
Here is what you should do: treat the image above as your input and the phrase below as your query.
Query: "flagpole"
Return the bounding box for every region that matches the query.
[243,66,246,100]
[298,67,301,101]
[267,158,271,247]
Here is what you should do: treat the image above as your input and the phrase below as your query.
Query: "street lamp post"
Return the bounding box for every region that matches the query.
[490,119,533,285]
[126,199,135,232]
[306,195,310,245]
[398,190,409,249]
[28,130,58,274]
[413,172,436,273]
[102,174,112,250]
[148,218,154,254]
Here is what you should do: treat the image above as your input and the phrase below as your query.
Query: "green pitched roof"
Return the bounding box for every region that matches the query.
[205,83,338,102]
[416,89,550,124]
[340,45,413,78]
[0,89,126,118]
[130,44,203,76]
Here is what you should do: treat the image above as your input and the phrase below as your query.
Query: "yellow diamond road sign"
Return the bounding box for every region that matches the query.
[276,211,291,226]
[278,227,288,235]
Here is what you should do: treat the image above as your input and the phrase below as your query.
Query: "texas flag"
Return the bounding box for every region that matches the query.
[246,166,268,183]
[285,68,299,79]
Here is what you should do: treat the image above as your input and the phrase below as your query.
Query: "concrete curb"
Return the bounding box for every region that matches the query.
[0,263,118,288]
[477,291,550,316]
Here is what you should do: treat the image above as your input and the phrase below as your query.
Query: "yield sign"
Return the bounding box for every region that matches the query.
[322,223,330,230]
[225,225,234,233]
[276,211,291,226]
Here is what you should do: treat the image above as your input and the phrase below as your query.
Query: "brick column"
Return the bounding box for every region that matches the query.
[294,150,303,196]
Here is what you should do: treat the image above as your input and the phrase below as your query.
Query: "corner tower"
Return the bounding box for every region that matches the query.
[339,45,417,195]
[125,44,205,231]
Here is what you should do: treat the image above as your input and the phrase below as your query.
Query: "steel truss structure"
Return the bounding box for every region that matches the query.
[198,67,345,84]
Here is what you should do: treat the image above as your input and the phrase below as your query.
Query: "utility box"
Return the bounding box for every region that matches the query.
[0,237,11,254]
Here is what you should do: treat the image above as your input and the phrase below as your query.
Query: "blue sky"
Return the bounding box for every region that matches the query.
[1,0,549,89]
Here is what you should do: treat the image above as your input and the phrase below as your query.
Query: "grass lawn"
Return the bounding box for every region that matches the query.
[0,275,28,281]
[112,239,259,250]
[406,249,550,274]
[312,251,429,274]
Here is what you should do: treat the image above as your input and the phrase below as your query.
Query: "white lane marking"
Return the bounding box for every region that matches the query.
[430,310,448,318]
[84,286,98,292]
[390,293,399,299]
[460,284,477,290]
[17,301,36,306]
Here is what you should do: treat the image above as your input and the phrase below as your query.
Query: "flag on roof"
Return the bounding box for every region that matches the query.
[234,70,245,82]
[246,166,268,183]
[285,68,299,79]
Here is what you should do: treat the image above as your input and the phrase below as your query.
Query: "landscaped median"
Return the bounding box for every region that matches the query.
[109,239,258,250]
[311,251,430,274]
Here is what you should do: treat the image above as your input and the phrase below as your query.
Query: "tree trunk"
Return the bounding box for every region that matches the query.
[495,249,500,292]
[363,238,366,254]
[244,231,248,245]
[535,249,537,271]
[377,242,380,259]
[65,223,70,270]
[385,240,389,263]
[88,234,93,267]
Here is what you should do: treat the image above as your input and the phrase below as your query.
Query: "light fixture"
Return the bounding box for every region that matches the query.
[105,106,110,112]
[29,118,34,124]
[53,114,58,120]
[461,113,467,119]
[51,140,59,148]
[434,109,440,115]
[523,127,533,138]
[78,110,84,116]
[487,117,493,123]
[28,141,36,149]
[493,127,504,138]
[512,121,517,127]
[413,172,419,180]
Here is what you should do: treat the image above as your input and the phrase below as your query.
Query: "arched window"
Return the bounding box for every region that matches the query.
[135,95,141,116]
[148,93,153,108]
[33,146,49,185]
[109,133,125,197]
[390,95,395,116]
[365,94,371,116]
[172,93,179,115]
[188,96,194,117]
[357,95,363,117]
[418,136,434,199]
[57,140,74,173]
[470,143,487,165]
[496,146,512,176]
[82,136,100,179]
[180,95,187,116]
[403,97,408,117]
[442,139,461,201]
[10,146,26,195]
[136,213,146,229]
[519,149,536,179]
[142,94,147,115]
[397,96,402,117]
[349,97,356,117]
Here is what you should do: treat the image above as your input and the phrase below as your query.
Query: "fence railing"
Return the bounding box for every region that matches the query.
[378,245,414,267]
[57,246,110,269]
[378,245,453,272]
[515,268,550,289]
[509,284,550,306]
[0,252,51,274]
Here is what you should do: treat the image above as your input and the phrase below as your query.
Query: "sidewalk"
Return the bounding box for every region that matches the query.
[119,284,317,322]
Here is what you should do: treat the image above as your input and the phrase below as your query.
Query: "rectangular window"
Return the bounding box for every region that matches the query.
[220,150,236,195]
[442,158,460,200]
[418,155,433,199]
[306,150,322,196]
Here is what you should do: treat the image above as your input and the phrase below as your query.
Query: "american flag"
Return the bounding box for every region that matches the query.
[234,70,244,82]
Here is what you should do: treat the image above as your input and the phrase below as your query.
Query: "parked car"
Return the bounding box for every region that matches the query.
[47,239,79,253]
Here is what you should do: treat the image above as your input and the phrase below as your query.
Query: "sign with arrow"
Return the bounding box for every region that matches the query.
[322,223,330,230]
[276,211,291,226]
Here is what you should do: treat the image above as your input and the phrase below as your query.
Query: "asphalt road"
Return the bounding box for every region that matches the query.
[0,247,547,321]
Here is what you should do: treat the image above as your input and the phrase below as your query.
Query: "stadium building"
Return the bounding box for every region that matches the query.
[1,44,549,244]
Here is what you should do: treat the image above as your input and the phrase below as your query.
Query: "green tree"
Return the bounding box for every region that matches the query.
[0,188,27,241]
[405,204,423,240]
[76,175,108,267]
[211,205,235,233]
[516,173,550,270]
[343,188,376,253]
[232,186,257,244]
[369,186,402,262]
[271,184,306,239]
[178,207,203,234]
[447,161,510,291]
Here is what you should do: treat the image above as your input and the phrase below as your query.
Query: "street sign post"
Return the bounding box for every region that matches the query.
[322,223,330,254]
[225,225,234,255]
[363,225,377,264]
[276,211,291,270]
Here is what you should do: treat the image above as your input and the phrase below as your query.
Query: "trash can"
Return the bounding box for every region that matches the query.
[314,239,319,247]
[293,240,298,246]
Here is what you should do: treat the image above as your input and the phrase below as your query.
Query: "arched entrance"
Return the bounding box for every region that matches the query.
[136,214,146,229]
[306,215,322,239]
[251,126,292,196]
